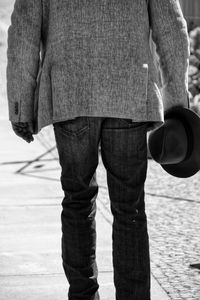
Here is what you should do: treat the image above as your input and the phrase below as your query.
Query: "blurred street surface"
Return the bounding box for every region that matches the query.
[1,1,200,300]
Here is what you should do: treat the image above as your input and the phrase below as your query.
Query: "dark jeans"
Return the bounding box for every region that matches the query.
[53,117,150,300]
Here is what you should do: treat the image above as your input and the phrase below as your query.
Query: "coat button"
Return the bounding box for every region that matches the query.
[14,102,19,115]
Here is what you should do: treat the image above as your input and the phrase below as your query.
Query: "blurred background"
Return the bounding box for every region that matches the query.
[180,0,200,115]
[0,1,200,300]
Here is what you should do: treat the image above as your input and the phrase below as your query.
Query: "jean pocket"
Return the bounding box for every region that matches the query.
[54,117,89,136]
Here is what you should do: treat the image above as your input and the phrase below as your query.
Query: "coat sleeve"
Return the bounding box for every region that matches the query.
[147,0,190,112]
[6,0,42,123]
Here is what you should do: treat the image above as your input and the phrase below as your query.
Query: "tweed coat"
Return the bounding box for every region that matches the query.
[7,0,190,133]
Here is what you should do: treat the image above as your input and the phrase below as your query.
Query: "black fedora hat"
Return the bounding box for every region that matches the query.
[148,106,200,178]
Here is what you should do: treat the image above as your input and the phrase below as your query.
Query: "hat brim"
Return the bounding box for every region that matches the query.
[161,107,200,178]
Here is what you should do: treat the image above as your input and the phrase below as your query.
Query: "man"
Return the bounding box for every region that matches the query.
[7,0,190,299]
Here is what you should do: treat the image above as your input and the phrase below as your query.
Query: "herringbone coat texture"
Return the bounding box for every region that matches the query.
[7,0,190,133]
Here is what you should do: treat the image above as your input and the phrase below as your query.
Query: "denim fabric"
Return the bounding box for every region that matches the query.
[53,116,150,300]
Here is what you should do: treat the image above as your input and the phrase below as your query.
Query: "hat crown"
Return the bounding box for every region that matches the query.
[148,106,200,178]
[149,119,188,165]
[159,119,188,164]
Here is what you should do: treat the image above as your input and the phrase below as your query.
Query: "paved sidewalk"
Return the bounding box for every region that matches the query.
[0,118,170,300]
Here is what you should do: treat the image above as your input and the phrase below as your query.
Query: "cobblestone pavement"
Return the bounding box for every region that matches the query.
[97,156,200,300]
[146,161,200,300]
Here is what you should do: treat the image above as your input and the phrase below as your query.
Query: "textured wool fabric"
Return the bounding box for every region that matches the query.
[7,0,190,133]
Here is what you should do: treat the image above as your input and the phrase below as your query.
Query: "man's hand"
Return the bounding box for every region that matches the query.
[11,122,34,143]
